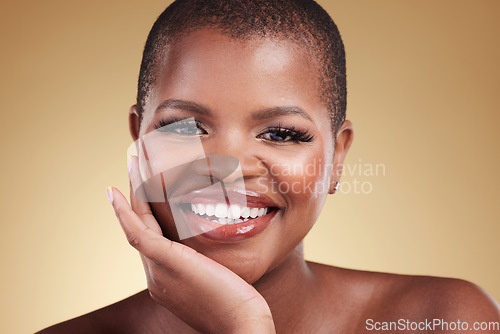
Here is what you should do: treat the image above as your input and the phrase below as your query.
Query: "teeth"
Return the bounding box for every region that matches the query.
[229,205,241,219]
[249,207,259,218]
[205,204,215,216]
[216,217,250,225]
[197,204,205,215]
[190,203,270,220]
[241,206,250,218]
[215,203,227,218]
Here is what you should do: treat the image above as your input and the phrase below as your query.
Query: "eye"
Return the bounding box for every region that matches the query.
[154,118,207,136]
[257,124,314,143]
[259,131,293,142]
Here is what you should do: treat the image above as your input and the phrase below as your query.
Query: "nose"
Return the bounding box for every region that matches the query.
[192,142,266,183]
[192,155,242,183]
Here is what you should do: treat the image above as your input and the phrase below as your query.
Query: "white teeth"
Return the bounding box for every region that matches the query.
[215,203,227,218]
[205,204,215,216]
[190,203,270,220]
[229,205,241,219]
[216,218,249,225]
[197,204,205,215]
[241,206,250,218]
[249,207,259,218]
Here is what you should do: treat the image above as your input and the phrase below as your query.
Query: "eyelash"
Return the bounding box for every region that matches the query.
[153,117,207,135]
[152,118,314,143]
[258,123,314,143]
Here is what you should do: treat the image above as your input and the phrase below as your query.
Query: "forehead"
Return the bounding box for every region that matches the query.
[144,29,326,123]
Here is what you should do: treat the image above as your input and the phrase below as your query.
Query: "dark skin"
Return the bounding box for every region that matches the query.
[38,29,500,334]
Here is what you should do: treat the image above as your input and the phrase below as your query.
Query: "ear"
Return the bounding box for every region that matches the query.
[129,104,140,142]
[329,120,354,194]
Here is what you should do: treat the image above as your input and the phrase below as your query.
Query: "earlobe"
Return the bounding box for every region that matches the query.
[328,120,354,194]
[129,104,140,141]
[329,181,340,194]
[328,161,344,194]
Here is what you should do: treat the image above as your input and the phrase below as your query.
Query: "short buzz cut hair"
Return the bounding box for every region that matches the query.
[137,0,346,132]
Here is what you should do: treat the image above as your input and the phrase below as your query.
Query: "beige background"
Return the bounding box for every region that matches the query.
[0,0,498,333]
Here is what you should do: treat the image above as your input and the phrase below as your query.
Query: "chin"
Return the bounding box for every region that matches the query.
[228,264,266,285]
[186,239,272,284]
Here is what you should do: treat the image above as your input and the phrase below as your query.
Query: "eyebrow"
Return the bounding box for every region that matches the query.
[155,99,211,115]
[155,99,312,121]
[250,106,312,121]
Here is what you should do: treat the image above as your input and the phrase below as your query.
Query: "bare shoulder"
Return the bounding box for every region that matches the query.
[307,262,500,328]
[402,275,500,319]
[35,289,169,334]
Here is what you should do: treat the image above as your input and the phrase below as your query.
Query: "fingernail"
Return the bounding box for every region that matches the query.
[127,155,132,174]
[106,186,114,205]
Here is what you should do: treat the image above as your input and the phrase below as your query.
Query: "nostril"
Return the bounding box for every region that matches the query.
[192,154,244,183]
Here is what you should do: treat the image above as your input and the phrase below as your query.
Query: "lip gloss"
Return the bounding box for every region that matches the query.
[181,208,278,242]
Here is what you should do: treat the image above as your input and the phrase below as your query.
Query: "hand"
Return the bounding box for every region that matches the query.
[107,156,275,333]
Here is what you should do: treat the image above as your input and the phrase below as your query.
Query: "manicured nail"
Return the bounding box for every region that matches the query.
[127,155,132,174]
[106,186,114,205]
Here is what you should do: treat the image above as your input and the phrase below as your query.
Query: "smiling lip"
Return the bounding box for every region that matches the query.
[171,189,280,242]
[182,209,278,242]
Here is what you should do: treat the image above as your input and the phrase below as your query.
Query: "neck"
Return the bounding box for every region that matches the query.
[252,242,320,333]
[145,242,323,333]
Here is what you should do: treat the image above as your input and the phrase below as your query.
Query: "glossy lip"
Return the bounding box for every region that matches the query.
[181,208,278,242]
[170,188,281,242]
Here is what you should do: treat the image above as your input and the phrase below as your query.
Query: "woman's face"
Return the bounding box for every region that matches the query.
[130,29,351,283]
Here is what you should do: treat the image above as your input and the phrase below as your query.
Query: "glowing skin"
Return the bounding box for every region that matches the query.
[134,29,341,284]
[37,28,500,334]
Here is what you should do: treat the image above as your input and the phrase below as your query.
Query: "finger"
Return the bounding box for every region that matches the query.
[128,155,162,235]
[111,185,243,276]
[110,186,175,260]
[139,252,154,283]
[111,186,211,270]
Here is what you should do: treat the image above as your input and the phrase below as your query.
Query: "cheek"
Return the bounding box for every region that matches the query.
[136,131,207,196]
[262,143,331,211]
[139,132,205,175]
[134,137,206,240]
